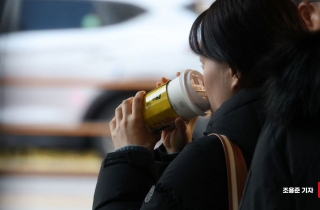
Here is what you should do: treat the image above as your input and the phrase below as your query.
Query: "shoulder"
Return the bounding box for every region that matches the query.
[158,134,227,176]
[154,135,229,209]
[159,135,227,183]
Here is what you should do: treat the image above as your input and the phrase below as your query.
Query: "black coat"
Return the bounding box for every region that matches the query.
[239,120,320,210]
[93,88,266,210]
[239,31,320,210]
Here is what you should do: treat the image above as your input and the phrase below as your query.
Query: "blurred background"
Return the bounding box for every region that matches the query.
[0,0,211,209]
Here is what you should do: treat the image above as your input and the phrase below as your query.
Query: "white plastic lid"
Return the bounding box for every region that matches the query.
[167,69,210,120]
[180,70,210,115]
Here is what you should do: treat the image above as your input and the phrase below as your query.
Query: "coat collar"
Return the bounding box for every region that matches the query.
[204,88,263,135]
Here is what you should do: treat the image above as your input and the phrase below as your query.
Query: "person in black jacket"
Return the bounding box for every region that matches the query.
[93,0,306,209]
[239,30,320,210]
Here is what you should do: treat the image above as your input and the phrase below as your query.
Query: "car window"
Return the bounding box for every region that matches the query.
[20,0,146,31]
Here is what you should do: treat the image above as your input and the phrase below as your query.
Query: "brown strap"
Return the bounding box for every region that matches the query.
[208,133,247,210]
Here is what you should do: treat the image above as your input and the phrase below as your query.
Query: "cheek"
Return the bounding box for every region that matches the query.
[203,70,217,109]
[313,9,320,30]
[203,70,211,94]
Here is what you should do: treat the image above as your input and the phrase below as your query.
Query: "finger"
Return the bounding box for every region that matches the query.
[156,82,161,87]
[161,129,173,148]
[161,77,169,84]
[175,117,187,132]
[115,104,123,123]
[176,72,181,77]
[109,117,116,131]
[109,117,117,142]
[122,97,133,118]
[132,91,146,118]
[187,116,198,128]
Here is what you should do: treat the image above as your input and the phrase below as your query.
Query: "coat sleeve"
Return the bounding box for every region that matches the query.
[153,144,179,179]
[92,150,157,210]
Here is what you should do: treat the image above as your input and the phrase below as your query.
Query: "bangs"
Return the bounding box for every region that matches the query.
[188,9,223,62]
[189,11,208,57]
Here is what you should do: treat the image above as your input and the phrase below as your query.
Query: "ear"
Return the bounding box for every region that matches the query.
[298,2,315,31]
[229,69,240,91]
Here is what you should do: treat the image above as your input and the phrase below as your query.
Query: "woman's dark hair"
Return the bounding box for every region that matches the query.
[260,30,320,125]
[189,0,306,87]
[291,0,302,6]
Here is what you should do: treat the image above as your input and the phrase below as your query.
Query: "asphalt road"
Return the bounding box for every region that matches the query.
[0,175,97,210]
[0,148,102,210]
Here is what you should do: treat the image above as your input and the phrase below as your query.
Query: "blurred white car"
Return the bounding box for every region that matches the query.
[0,0,209,155]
